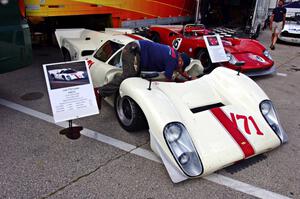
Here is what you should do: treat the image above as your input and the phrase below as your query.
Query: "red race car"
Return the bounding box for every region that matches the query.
[148,24,275,76]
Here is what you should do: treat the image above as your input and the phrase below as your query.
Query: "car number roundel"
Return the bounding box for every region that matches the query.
[172,38,183,50]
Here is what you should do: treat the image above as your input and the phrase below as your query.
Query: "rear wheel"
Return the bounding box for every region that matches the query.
[114,95,148,132]
[62,48,71,61]
[196,49,215,73]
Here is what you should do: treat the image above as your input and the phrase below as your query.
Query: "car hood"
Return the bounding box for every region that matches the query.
[282,22,300,34]
[120,67,285,179]
[222,38,273,70]
[153,70,281,174]
[223,38,265,54]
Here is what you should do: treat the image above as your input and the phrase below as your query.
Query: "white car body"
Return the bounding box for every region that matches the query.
[55,29,288,183]
[119,68,287,182]
[279,21,300,44]
[55,28,138,61]
[48,68,86,81]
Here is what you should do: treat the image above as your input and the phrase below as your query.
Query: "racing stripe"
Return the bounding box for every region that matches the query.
[74,74,80,79]
[125,34,144,40]
[210,107,255,158]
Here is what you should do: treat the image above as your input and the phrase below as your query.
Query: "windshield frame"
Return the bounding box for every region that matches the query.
[93,40,124,63]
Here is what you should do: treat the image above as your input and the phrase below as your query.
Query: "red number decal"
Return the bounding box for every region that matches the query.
[248,116,264,135]
[230,113,264,136]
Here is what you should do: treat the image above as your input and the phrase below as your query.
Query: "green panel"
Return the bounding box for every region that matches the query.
[0,0,32,74]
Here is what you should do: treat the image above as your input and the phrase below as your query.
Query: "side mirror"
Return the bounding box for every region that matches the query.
[235,61,245,76]
[141,72,160,91]
[140,72,160,79]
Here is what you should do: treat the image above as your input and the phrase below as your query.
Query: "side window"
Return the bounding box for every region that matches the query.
[94,40,124,62]
[108,50,122,68]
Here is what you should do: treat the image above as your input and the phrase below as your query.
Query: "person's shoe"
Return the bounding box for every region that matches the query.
[270,45,275,50]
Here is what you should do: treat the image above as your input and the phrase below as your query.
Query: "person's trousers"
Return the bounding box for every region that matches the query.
[99,41,141,97]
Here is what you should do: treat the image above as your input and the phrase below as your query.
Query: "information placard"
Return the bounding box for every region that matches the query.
[203,34,228,63]
[43,60,99,123]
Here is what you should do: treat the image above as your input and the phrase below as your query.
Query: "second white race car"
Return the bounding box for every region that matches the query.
[279,13,300,44]
[56,29,288,183]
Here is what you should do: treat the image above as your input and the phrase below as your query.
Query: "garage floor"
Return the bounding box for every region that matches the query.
[0,29,299,199]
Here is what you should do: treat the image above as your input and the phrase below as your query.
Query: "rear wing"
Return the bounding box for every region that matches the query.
[55,28,103,48]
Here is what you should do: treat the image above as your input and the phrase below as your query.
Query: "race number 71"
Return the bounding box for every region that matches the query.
[230,113,264,136]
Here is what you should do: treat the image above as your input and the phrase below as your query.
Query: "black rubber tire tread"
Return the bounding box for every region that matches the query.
[114,95,148,132]
[196,49,215,74]
[62,48,71,61]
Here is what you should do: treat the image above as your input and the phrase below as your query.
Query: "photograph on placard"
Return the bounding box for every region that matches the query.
[45,61,90,90]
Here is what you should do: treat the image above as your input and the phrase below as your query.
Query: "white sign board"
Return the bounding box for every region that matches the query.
[203,34,228,63]
[43,60,99,123]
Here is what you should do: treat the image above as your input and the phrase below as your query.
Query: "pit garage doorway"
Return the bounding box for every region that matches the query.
[200,0,269,37]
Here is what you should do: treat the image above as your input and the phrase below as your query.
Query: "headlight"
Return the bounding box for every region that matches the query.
[263,50,273,61]
[226,52,238,64]
[164,122,203,177]
[255,55,266,63]
[260,100,288,143]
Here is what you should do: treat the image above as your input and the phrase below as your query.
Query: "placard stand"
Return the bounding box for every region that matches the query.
[59,120,83,140]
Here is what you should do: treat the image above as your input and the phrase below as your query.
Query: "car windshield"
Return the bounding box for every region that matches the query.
[94,40,124,62]
[61,69,77,74]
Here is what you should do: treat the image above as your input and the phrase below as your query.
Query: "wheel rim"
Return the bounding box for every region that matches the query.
[116,97,134,126]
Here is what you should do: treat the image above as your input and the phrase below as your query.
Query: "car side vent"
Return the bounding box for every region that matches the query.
[81,50,94,56]
[190,103,224,113]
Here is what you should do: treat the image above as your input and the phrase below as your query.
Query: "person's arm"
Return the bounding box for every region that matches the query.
[270,14,274,30]
[180,71,194,80]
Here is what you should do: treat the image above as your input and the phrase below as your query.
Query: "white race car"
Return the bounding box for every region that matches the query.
[55,28,137,61]
[56,29,288,183]
[279,15,300,44]
[48,68,87,81]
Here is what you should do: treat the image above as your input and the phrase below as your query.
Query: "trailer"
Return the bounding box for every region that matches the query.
[198,0,270,38]
[25,0,195,37]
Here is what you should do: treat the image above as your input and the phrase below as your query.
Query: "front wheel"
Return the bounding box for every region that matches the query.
[114,95,148,132]
[196,50,215,73]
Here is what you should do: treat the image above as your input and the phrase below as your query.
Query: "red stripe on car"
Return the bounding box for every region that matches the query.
[86,59,95,69]
[125,34,143,40]
[74,74,80,79]
[210,107,255,158]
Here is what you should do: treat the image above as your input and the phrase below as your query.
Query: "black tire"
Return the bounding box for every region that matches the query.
[196,49,215,73]
[114,95,148,132]
[150,32,160,43]
[62,76,70,81]
[62,49,71,61]
[50,74,55,80]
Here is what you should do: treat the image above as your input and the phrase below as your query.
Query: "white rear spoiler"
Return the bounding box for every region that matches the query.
[55,28,103,48]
